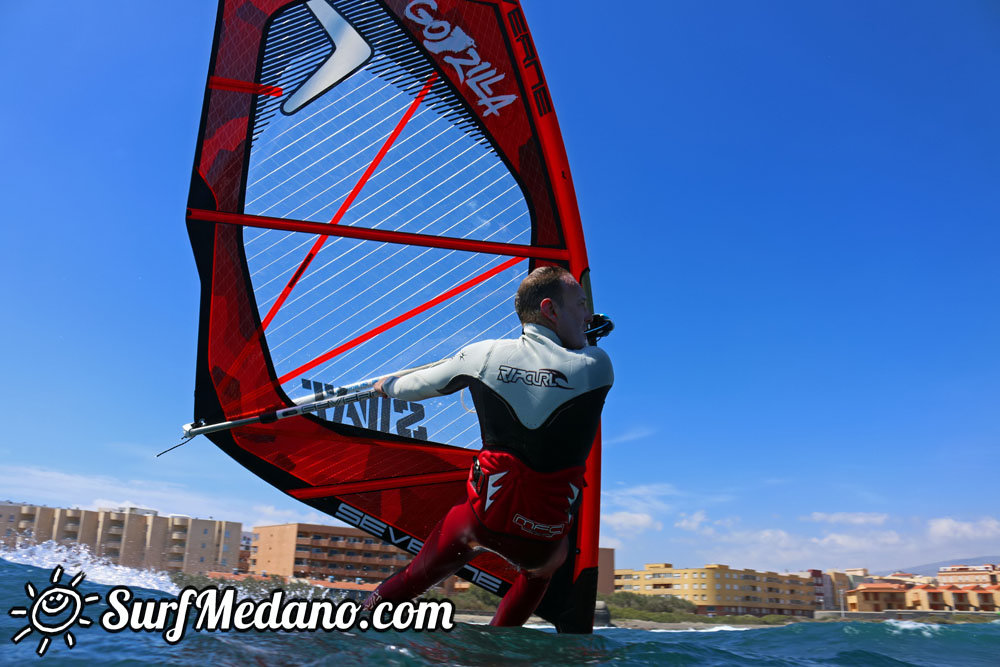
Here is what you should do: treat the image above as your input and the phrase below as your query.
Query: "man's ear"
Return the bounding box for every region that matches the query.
[540,297,558,325]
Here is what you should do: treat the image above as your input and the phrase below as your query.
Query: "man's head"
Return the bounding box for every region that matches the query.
[515,266,593,349]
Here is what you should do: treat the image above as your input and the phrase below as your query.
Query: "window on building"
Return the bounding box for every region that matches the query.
[204,528,209,535]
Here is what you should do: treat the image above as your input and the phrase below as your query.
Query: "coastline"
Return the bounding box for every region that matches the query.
[451,612,783,631]
[452,613,999,631]
[597,618,780,631]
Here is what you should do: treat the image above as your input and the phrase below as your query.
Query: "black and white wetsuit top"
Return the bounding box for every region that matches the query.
[383,323,614,473]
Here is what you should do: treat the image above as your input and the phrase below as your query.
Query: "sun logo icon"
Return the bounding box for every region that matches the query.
[8,565,100,657]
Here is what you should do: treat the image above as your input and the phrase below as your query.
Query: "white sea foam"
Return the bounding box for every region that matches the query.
[884,619,943,638]
[647,625,761,633]
[0,541,179,595]
[591,624,766,634]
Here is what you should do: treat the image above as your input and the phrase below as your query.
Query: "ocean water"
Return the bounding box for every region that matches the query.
[3,544,1000,665]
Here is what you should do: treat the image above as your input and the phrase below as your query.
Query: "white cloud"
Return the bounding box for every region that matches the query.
[810,531,903,551]
[675,510,712,534]
[248,505,342,530]
[603,427,657,446]
[601,511,662,533]
[803,512,889,526]
[600,536,624,550]
[927,517,1000,543]
[602,483,680,515]
[0,465,320,530]
[688,516,1000,573]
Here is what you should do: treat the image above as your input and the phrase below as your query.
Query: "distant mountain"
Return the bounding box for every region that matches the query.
[878,556,1000,577]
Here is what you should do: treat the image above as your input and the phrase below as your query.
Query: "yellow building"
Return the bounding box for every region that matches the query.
[0,502,241,574]
[846,582,1000,613]
[938,564,998,586]
[846,583,908,612]
[613,563,816,617]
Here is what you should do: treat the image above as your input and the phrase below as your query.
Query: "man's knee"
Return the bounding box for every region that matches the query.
[519,537,568,576]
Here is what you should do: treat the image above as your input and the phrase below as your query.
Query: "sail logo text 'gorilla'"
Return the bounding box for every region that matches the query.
[404,0,517,117]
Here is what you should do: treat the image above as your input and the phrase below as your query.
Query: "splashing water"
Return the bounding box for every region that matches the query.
[1,541,179,594]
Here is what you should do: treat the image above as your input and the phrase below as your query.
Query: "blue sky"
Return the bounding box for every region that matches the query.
[1,1,997,574]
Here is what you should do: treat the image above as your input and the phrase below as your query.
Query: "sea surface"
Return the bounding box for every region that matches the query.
[3,543,999,665]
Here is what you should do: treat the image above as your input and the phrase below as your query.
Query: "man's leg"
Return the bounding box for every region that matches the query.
[490,571,552,626]
[487,534,569,626]
[364,501,480,608]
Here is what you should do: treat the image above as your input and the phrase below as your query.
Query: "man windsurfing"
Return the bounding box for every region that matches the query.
[362,266,613,626]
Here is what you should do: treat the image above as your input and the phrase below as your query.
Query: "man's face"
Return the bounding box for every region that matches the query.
[552,277,593,349]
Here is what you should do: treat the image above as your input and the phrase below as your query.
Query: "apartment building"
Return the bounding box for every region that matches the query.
[938,563,998,586]
[250,523,412,584]
[0,502,241,574]
[846,582,909,612]
[614,562,816,617]
[823,570,854,610]
[847,582,1000,612]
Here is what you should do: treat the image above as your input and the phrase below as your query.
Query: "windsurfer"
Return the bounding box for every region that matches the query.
[361,266,613,626]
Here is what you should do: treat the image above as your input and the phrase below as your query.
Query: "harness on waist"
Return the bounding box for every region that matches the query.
[467,449,586,541]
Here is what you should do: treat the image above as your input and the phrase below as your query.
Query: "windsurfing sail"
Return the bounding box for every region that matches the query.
[186,0,603,632]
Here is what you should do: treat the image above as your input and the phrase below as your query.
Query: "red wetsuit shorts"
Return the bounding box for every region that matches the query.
[467,449,586,541]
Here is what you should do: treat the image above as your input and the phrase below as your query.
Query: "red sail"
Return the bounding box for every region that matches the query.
[187,0,600,632]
